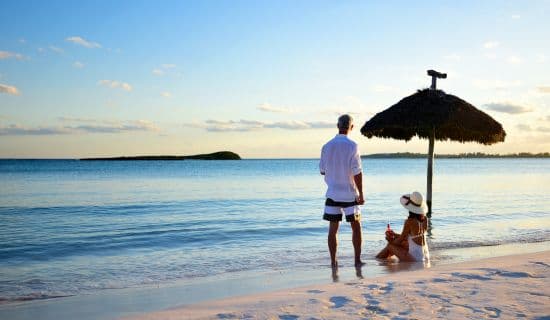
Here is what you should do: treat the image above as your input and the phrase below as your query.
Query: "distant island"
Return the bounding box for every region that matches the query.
[80,151,241,161]
[362,152,550,159]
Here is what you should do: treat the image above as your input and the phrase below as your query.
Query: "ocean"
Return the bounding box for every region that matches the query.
[1,158,549,306]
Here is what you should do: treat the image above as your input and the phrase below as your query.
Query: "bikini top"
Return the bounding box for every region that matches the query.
[409,220,426,243]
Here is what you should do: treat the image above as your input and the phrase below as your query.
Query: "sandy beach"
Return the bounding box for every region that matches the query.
[127,250,550,320]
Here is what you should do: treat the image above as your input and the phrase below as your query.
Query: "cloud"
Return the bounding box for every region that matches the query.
[72,120,158,133]
[73,61,85,68]
[0,84,20,95]
[187,119,334,132]
[537,86,550,93]
[511,14,521,19]
[0,50,25,60]
[257,103,294,113]
[152,64,179,77]
[98,80,132,91]
[507,55,522,64]
[0,120,158,136]
[483,41,500,49]
[49,46,64,54]
[536,54,547,64]
[483,102,533,114]
[264,121,309,130]
[65,36,101,48]
[0,124,70,135]
[161,91,172,98]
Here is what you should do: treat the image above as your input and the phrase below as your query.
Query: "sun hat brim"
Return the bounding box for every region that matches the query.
[400,194,428,215]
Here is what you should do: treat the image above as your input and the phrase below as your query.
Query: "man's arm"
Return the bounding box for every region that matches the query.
[353,172,364,204]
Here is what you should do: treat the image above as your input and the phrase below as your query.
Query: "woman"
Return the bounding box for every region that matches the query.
[376,191,430,262]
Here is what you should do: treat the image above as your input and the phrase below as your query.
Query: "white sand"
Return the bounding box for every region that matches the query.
[127,251,550,319]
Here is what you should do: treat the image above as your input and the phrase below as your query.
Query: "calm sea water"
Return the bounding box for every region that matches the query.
[0,158,549,303]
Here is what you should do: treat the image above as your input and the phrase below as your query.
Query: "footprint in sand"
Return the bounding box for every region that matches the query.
[451,272,492,281]
[531,261,550,268]
[306,289,325,294]
[278,315,299,320]
[484,306,502,318]
[329,296,352,308]
[379,282,394,294]
[481,268,534,278]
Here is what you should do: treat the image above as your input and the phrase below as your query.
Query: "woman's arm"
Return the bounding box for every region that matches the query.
[391,220,409,245]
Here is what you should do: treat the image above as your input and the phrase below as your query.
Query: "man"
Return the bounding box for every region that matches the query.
[319,114,364,268]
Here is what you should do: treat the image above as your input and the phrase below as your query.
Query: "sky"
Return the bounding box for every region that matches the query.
[1,0,549,158]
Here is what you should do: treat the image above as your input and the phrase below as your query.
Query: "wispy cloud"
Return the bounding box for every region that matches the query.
[0,84,20,95]
[73,61,85,68]
[483,102,533,114]
[152,69,164,76]
[187,119,333,132]
[0,119,158,136]
[98,80,132,91]
[0,50,25,60]
[161,91,172,98]
[65,36,101,48]
[511,14,521,19]
[483,41,500,49]
[537,86,550,93]
[0,124,70,135]
[152,64,180,77]
[49,46,64,54]
[257,103,294,113]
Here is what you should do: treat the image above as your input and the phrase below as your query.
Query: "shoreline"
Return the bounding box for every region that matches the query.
[1,242,548,320]
[127,249,550,320]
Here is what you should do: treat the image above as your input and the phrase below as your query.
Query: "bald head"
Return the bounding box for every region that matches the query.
[337,114,354,133]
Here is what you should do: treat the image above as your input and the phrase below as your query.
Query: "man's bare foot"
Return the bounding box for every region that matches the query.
[355,260,366,267]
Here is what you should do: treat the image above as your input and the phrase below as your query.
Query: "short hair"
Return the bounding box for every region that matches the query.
[337,114,353,130]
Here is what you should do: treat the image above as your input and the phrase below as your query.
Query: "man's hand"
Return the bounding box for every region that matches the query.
[356,193,365,205]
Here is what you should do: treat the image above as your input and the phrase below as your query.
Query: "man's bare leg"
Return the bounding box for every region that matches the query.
[328,221,339,267]
[350,220,364,266]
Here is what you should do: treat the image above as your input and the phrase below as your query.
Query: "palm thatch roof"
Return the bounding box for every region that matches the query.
[360,89,506,145]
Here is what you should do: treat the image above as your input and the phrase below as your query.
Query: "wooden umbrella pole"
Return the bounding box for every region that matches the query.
[427,127,435,218]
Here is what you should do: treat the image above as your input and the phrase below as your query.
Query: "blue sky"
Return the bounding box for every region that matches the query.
[1,0,549,158]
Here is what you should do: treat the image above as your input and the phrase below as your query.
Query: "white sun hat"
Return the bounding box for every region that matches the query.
[400,191,428,215]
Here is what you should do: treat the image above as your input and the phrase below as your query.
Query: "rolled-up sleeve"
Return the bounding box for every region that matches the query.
[350,145,362,175]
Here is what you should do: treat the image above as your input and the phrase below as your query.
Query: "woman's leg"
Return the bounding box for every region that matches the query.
[386,243,415,262]
[376,245,391,259]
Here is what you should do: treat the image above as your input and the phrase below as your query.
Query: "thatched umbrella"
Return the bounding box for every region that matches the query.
[360,70,506,217]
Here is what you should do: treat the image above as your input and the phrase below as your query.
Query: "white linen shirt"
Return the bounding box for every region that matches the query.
[319,134,363,202]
